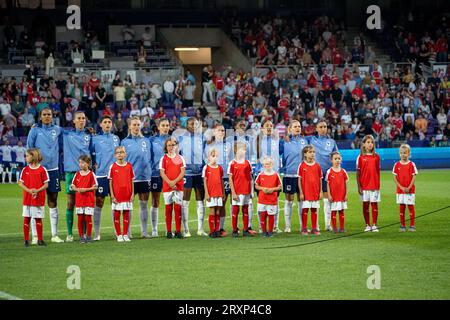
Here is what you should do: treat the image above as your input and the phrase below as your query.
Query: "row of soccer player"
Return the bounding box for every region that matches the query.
[20,108,418,245]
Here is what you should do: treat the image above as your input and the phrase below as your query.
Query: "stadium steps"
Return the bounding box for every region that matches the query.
[345,27,391,66]
[194,101,222,121]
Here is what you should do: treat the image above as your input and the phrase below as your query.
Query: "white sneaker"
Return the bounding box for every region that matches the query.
[284,227,291,233]
[197,229,208,236]
[371,225,379,232]
[66,235,74,242]
[274,227,283,234]
[31,237,38,245]
[364,225,372,232]
[183,231,192,238]
[141,234,151,239]
[258,229,263,234]
[123,235,131,242]
[93,235,101,241]
[51,236,64,243]
[151,231,159,237]
[325,226,333,232]
[117,235,124,242]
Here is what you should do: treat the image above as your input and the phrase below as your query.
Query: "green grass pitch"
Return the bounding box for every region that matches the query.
[1,170,449,300]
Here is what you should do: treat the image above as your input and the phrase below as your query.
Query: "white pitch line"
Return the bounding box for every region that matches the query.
[0,291,22,300]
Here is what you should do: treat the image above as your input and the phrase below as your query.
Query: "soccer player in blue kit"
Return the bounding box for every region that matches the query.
[121,116,152,238]
[310,119,338,231]
[90,115,120,240]
[27,107,65,243]
[149,118,171,237]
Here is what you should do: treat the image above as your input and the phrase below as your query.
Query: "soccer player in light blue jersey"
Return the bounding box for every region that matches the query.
[90,115,120,240]
[279,120,309,232]
[310,119,338,231]
[27,107,64,243]
[175,118,206,237]
[121,116,152,239]
[62,111,92,242]
[149,118,171,237]
[256,119,282,233]
[204,124,233,236]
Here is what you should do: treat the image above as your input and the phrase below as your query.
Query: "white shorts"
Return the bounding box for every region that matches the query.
[112,202,133,211]
[232,194,252,206]
[330,201,348,211]
[257,203,278,215]
[302,201,320,209]
[22,206,45,218]
[396,194,415,205]
[360,190,381,202]
[163,191,183,205]
[206,197,223,208]
[75,207,94,215]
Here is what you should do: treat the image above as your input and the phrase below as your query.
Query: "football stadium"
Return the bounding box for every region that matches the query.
[0,0,450,301]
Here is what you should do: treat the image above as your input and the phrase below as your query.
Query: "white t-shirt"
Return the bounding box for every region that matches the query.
[163,81,175,93]
[0,145,13,162]
[0,103,11,116]
[13,146,26,163]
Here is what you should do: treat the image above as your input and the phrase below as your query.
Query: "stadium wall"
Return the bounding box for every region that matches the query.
[340,147,450,171]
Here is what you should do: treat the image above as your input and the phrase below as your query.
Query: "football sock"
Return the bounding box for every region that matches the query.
[85,215,92,237]
[323,198,331,229]
[220,216,225,230]
[1,172,5,183]
[165,204,173,233]
[268,214,274,233]
[139,200,149,236]
[49,207,59,237]
[274,205,279,229]
[247,201,253,229]
[371,202,378,225]
[208,214,215,233]
[23,217,31,241]
[399,204,406,227]
[215,214,220,232]
[151,207,159,233]
[123,210,130,236]
[339,210,345,230]
[174,204,182,233]
[113,210,121,236]
[232,205,239,231]
[301,208,308,230]
[242,205,249,231]
[408,205,415,227]
[77,214,85,237]
[182,200,190,233]
[66,208,74,236]
[284,200,293,228]
[297,201,303,229]
[363,202,370,225]
[311,208,318,230]
[196,200,205,231]
[260,211,267,233]
[93,206,101,237]
[31,217,37,238]
[331,211,337,230]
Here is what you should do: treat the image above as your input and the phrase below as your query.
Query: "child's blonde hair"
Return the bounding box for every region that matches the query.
[234,141,247,155]
[26,148,42,164]
[360,135,376,155]
[399,144,411,155]
[302,144,315,160]
[261,156,274,166]
[208,147,219,158]
[114,146,126,154]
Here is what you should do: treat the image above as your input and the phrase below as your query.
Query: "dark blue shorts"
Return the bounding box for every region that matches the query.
[322,178,328,193]
[134,180,151,194]
[47,169,61,193]
[150,177,163,192]
[96,177,110,197]
[2,161,11,170]
[16,162,25,170]
[283,177,299,194]
[223,177,231,195]
[184,175,204,190]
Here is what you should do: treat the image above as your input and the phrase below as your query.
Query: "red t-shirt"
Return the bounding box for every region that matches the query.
[227,159,252,195]
[297,162,323,201]
[255,172,281,205]
[356,154,380,190]
[108,162,135,202]
[325,167,349,202]
[214,77,224,91]
[202,164,224,197]
[20,165,49,206]
[159,154,186,192]
[372,121,383,135]
[72,171,97,208]
[88,78,100,92]
[392,161,418,194]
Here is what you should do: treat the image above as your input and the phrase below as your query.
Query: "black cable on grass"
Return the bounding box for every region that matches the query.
[261,205,450,250]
